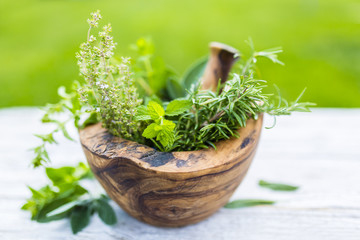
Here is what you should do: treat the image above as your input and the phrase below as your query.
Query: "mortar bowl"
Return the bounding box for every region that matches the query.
[79,114,263,227]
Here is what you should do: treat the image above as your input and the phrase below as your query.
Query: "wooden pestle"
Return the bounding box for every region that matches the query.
[201,42,240,92]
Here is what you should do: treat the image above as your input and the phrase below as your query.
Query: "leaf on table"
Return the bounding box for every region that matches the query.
[70,206,91,234]
[224,199,275,208]
[258,180,299,191]
[96,198,117,225]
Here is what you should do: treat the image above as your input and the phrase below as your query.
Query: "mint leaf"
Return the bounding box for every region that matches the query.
[258,180,299,191]
[165,99,192,116]
[142,123,161,139]
[96,199,117,225]
[156,119,175,147]
[46,167,75,185]
[156,129,175,147]
[161,119,176,131]
[224,199,275,208]
[135,105,151,121]
[147,101,165,120]
[70,206,91,234]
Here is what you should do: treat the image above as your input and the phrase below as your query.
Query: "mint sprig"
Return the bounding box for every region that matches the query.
[22,163,117,234]
[135,99,192,151]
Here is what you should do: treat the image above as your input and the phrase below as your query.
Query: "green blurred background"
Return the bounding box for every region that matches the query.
[1,0,359,108]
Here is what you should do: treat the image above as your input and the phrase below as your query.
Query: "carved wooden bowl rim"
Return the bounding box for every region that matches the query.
[79,114,263,174]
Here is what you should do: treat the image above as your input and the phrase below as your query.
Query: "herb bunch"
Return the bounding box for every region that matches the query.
[169,43,315,151]
[22,163,117,234]
[24,10,315,234]
[76,10,143,141]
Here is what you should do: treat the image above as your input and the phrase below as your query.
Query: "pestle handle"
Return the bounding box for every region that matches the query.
[201,42,240,92]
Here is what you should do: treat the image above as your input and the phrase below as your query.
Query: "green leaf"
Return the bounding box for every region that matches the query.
[45,163,91,186]
[156,129,175,148]
[147,101,165,120]
[166,77,186,100]
[165,99,192,116]
[161,119,176,132]
[224,199,275,208]
[145,95,163,106]
[135,105,151,121]
[142,123,161,139]
[258,180,299,191]
[182,56,208,91]
[70,206,91,234]
[59,124,74,141]
[57,86,74,100]
[34,133,57,144]
[46,201,79,218]
[80,112,99,128]
[46,167,75,185]
[156,119,175,147]
[96,199,117,225]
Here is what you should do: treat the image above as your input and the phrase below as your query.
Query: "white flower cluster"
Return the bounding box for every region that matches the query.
[87,10,102,28]
[76,11,143,140]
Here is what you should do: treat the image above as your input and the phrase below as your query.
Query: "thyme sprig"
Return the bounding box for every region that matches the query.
[76,10,143,141]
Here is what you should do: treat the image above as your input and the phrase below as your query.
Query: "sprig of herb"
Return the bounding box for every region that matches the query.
[224,199,275,208]
[135,99,192,151]
[22,163,117,234]
[258,180,299,191]
[31,82,93,168]
[76,10,143,141]
[166,43,314,151]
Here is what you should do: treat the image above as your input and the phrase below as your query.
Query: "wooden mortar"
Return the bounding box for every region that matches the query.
[79,42,263,227]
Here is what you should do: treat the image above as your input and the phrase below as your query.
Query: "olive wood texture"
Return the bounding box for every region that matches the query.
[79,42,259,227]
[201,42,239,92]
[80,114,263,227]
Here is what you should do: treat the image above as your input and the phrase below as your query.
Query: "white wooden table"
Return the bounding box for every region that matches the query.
[1,108,360,240]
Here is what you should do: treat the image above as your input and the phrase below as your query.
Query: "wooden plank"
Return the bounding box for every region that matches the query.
[0,108,359,239]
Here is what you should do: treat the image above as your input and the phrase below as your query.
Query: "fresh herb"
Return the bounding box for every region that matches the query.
[24,10,315,234]
[76,10,143,141]
[135,99,192,151]
[224,199,275,208]
[22,163,117,234]
[130,37,181,100]
[31,82,92,168]
[258,180,299,191]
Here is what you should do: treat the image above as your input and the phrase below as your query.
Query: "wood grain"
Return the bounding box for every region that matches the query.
[201,42,239,92]
[79,115,263,227]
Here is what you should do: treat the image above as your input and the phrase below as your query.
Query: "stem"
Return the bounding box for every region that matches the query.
[87,27,92,42]
[241,53,256,76]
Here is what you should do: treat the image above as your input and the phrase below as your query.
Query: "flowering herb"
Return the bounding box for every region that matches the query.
[23,10,315,234]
